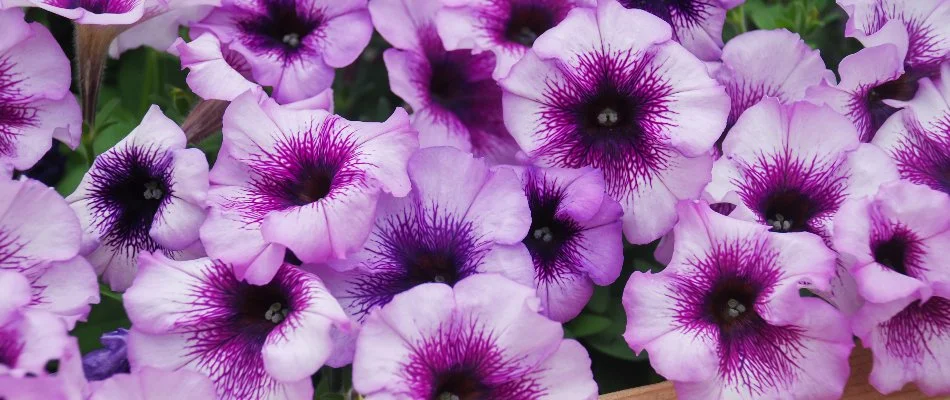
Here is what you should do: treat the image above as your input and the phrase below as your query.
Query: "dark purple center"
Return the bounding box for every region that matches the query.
[760,189,815,233]
[0,333,22,368]
[233,279,292,336]
[432,369,488,400]
[503,4,557,47]
[405,249,465,286]
[873,236,911,276]
[617,0,708,27]
[704,277,760,333]
[521,175,582,281]
[283,164,334,206]
[427,52,502,126]
[42,0,136,13]
[864,74,920,140]
[238,0,323,55]
[870,226,923,278]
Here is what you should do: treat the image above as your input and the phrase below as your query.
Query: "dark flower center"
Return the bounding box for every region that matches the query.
[406,250,463,285]
[432,369,488,400]
[46,0,137,13]
[760,189,814,233]
[504,4,557,47]
[238,0,322,52]
[580,89,642,142]
[234,281,292,336]
[617,0,705,26]
[705,277,759,332]
[521,178,582,279]
[0,338,21,368]
[873,236,910,276]
[284,165,335,206]
[865,74,920,140]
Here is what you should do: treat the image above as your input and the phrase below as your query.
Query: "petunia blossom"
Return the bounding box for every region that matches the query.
[0,177,99,327]
[873,63,950,195]
[623,200,853,399]
[436,0,594,78]
[834,181,950,396]
[82,328,130,381]
[707,98,899,240]
[616,0,744,61]
[372,0,521,162]
[200,91,418,284]
[125,254,350,400]
[108,0,220,58]
[506,165,623,322]
[2,0,144,25]
[353,274,598,400]
[0,9,82,171]
[194,0,373,103]
[67,106,210,291]
[88,367,218,400]
[500,0,729,243]
[306,146,533,364]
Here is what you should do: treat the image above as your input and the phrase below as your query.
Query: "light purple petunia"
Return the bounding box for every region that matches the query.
[125,254,350,400]
[193,0,372,103]
[371,0,521,162]
[306,146,533,364]
[436,0,594,78]
[834,181,950,396]
[873,63,950,195]
[67,106,210,291]
[506,165,623,322]
[616,0,744,61]
[352,274,598,400]
[707,98,899,240]
[623,200,853,400]
[88,367,218,400]
[2,0,145,24]
[712,29,834,148]
[0,177,99,327]
[0,9,82,171]
[200,91,418,284]
[109,0,220,57]
[500,0,729,244]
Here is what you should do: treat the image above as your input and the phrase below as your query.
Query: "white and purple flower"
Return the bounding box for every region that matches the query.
[88,367,218,400]
[353,274,598,400]
[623,200,853,399]
[616,0,744,61]
[500,0,729,243]
[68,106,210,291]
[125,254,350,400]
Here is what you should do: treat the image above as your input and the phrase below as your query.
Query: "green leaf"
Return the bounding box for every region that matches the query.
[566,315,612,338]
[55,151,90,196]
[93,120,135,155]
[585,286,610,314]
[70,287,131,353]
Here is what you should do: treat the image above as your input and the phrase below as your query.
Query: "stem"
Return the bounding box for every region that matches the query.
[182,99,230,144]
[75,24,124,132]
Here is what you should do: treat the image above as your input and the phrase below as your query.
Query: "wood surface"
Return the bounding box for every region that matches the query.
[600,345,949,400]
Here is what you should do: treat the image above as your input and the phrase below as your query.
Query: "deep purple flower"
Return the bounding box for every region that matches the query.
[707,98,899,240]
[500,0,729,243]
[833,181,950,395]
[616,0,744,61]
[371,0,521,162]
[82,328,130,381]
[873,64,950,195]
[200,91,417,284]
[436,0,594,78]
[0,177,99,327]
[353,274,598,400]
[125,254,350,400]
[88,367,218,400]
[0,9,82,171]
[623,201,852,399]
[194,0,372,103]
[507,165,623,322]
[307,146,533,365]
[713,29,834,146]
[68,106,210,291]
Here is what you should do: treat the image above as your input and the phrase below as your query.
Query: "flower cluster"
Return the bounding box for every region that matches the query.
[1,0,949,399]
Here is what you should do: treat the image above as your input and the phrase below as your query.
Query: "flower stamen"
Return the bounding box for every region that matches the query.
[532,226,554,243]
[766,213,792,232]
[282,33,301,48]
[596,107,619,127]
[143,181,163,200]
[264,302,289,323]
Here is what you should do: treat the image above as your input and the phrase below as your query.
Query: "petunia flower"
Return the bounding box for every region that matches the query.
[200,91,418,284]
[67,106,210,291]
[873,63,950,195]
[713,29,834,147]
[0,9,82,171]
[506,165,623,322]
[499,0,729,243]
[623,200,853,400]
[436,0,594,78]
[0,177,99,327]
[82,328,130,381]
[707,98,899,240]
[352,274,598,400]
[125,253,350,400]
[88,367,218,400]
[806,44,909,142]
[306,146,533,365]
[371,0,521,162]
[193,0,373,103]
[108,0,220,58]
[834,181,950,396]
[2,0,144,24]
[616,0,744,61]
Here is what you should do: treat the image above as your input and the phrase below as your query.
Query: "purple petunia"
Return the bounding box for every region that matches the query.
[616,0,744,61]
[68,106,210,291]
[125,254,350,400]
[352,274,598,399]
[500,0,729,243]
[834,181,950,395]
[506,165,623,322]
[4,0,145,24]
[0,9,82,171]
[108,0,220,58]
[88,367,219,400]
[194,0,372,103]
[623,201,853,399]
[82,328,130,381]
[372,0,521,162]
[200,91,417,284]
